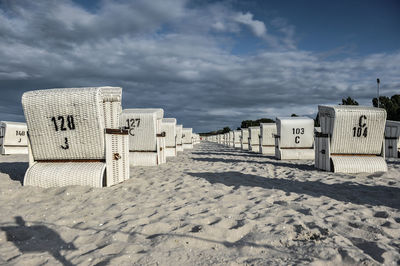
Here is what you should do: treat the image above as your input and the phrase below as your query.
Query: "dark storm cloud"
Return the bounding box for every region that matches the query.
[0,0,399,132]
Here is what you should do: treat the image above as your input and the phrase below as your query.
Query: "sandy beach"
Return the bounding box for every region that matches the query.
[0,141,399,265]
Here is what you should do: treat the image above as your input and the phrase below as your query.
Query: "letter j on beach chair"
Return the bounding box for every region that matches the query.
[22,87,129,188]
[315,105,387,173]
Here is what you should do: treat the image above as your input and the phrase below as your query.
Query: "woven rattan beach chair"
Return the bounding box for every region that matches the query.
[275,117,314,160]
[182,128,193,149]
[0,121,28,155]
[315,105,387,173]
[240,128,249,150]
[176,125,183,152]
[22,87,129,188]
[248,126,260,152]
[233,130,241,148]
[161,118,177,157]
[121,108,166,166]
[259,123,276,155]
[228,131,234,147]
[385,120,400,158]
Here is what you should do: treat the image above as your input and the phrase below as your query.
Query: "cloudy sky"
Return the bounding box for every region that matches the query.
[0,0,399,132]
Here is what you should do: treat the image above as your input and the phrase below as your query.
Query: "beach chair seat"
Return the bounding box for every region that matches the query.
[0,121,28,155]
[385,120,400,158]
[182,128,193,149]
[161,118,177,157]
[240,128,249,150]
[275,117,314,160]
[259,123,276,155]
[248,126,260,152]
[315,105,387,173]
[121,108,166,166]
[22,87,129,188]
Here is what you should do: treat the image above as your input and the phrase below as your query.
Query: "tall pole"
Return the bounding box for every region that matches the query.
[377,78,380,108]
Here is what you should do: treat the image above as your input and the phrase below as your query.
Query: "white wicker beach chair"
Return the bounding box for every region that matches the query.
[259,123,276,155]
[161,118,177,157]
[22,87,129,188]
[182,128,193,149]
[228,131,233,147]
[275,117,314,160]
[233,130,241,148]
[224,133,229,146]
[0,121,28,155]
[385,120,400,158]
[248,126,260,153]
[240,128,249,150]
[315,105,387,173]
[121,108,166,166]
[176,125,183,152]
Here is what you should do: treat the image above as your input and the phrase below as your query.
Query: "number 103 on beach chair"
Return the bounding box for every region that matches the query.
[22,87,130,188]
[315,105,387,173]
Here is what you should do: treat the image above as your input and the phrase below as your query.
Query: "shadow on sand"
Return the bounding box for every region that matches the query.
[187,171,400,210]
[0,162,28,184]
[0,216,76,265]
[191,157,315,171]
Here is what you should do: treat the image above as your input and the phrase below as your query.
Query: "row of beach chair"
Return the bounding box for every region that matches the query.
[0,87,200,188]
[206,105,400,173]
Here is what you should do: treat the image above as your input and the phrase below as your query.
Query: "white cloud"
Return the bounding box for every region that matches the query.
[233,12,267,38]
[0,0,399,132]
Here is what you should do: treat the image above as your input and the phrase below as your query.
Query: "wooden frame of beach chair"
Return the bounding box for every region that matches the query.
[240,128,249,150]
[275,117,314,160]
[182,128,193,149]
[259,123,276,155]
[0,121,28,155]
[315,105,387,173]
[385,120,400,158]
[176,125,183,152]
[161,118,177,157]
[22,87,129,188]
[121,108,166,166]
[248,126,260,153]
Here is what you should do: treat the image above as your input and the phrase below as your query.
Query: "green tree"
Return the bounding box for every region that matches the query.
[340,97,359,105]
[372,94,400,121]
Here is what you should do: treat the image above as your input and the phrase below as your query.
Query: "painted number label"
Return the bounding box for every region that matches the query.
[353,115,368,137]
[292,128,304,144]
[126,118,141,136]
[51,115,75,150]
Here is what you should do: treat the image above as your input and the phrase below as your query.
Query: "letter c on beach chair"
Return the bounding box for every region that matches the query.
[275,117,314,160]
[0,121,28,155]
[315,105,387,173]
[22,87,129,188]
[385,120,400,158]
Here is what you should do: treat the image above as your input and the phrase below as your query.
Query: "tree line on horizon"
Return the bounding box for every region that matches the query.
[199,94,400,136]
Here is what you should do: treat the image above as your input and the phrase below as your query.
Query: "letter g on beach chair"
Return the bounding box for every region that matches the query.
[22,87,129,188]
[315,105,387,173]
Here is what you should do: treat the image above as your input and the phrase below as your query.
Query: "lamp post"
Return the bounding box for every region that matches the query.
[377,78,380,108]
